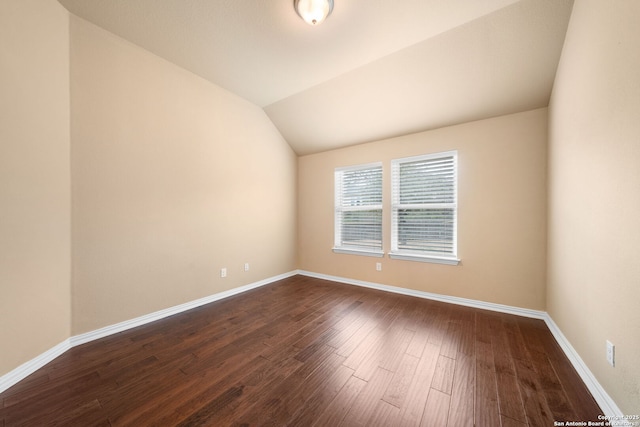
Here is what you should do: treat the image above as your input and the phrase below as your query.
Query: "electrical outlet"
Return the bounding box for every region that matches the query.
[376,262,382,271]
[220,268,227,278]
[606,340,615,367]
[244,263,250,272]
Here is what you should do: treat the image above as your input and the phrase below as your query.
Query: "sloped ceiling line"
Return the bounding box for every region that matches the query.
[57,0,574,155]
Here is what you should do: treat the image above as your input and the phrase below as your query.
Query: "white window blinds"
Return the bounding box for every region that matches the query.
[334,163,383,255]
[391,151,458,263]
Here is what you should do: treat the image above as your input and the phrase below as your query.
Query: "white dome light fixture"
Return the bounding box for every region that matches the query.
[294,0,334,26]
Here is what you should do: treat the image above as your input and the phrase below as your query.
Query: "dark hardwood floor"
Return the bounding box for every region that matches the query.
[0,275,602,426]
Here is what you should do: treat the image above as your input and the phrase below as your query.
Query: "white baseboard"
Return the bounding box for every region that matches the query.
[70,270,297,347]
[543,315,623,417]
[0,270,296,394]
[1,269,622,419]
[0,339,71,394]
[297,270,622,418]
[297,270,547,320]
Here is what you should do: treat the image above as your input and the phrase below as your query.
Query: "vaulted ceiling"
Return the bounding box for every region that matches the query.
[57,0,574,155]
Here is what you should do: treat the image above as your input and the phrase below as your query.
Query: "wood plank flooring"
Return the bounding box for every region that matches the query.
[0,275,602,426]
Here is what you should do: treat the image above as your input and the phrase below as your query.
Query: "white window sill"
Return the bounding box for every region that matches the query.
[332,247,385,258]
[388,252,460,265]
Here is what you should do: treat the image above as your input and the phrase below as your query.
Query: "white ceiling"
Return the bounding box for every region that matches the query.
[57,0,574,155]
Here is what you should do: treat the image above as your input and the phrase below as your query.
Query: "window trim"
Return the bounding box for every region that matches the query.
[333,247,385,257]
[333,162,384,257]
[390,151,460,266]
[388,252,460,265]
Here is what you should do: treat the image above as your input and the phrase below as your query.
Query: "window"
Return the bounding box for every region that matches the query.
[391,151,459,265]
[333,163,384,257]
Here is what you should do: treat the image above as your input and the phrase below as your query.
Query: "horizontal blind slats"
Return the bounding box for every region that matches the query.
[392,152,457,257]
[338,167,383,207]
[336,164,383,251]
[396,156,455,205]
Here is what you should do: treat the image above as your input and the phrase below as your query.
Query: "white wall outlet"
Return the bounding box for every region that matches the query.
[244,263,250,272]
[376,262,382,271]
[220,267,227,278]
[606,340,615,367]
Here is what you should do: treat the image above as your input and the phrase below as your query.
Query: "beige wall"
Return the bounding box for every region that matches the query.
[70,17,297,334]
[299,108,548,310]
[0,0,71,376]
[4,2,637,416]
[548,0,640,414]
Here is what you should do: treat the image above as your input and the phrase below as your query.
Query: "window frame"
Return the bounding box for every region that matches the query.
[390,151,460,265]
[333,162,384,258]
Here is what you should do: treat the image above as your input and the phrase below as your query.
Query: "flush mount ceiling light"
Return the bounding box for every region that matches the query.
[294,0,334,25]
